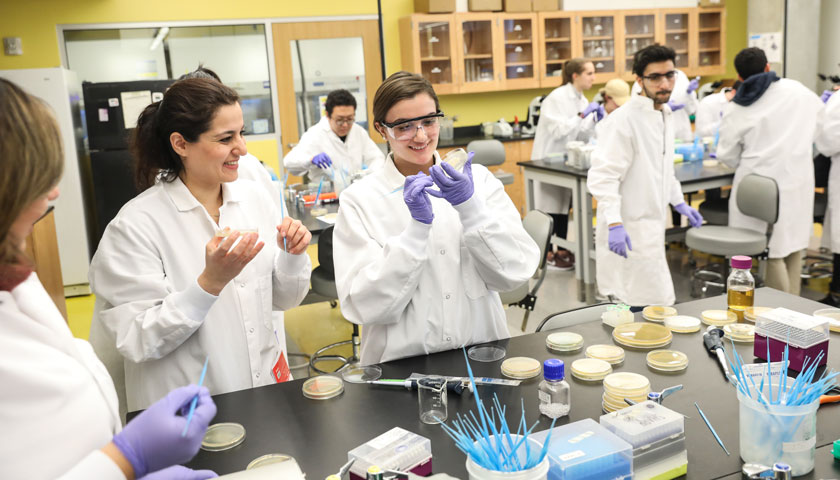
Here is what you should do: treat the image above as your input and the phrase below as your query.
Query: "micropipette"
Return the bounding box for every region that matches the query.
[703,326,732,381]
[368,378,466,394]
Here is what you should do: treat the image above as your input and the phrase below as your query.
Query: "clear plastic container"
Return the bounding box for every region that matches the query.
[539,359,570,419]
[531,418,633,480]
[727,255,755,322]
[348,427,432,479]
[466,435,549,480]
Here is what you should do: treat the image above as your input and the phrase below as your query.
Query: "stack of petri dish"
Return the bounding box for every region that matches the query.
[602,372,651,413]
[642,306,677,323]
[700,309,737,326]
[585,344,625,365]
[743,306,773,323]
[546,332,584,353]
[612,322,673,349]
[664,315,701,333]
[646,350,689,372]
[602,308,635,328]
[813,308,840,333]
[302,375,345,400]
[570,358,613,382]
[723,323,756,343]
[501,357,542,380]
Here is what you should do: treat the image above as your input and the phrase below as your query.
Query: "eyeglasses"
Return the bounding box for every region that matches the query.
[381,112,444,141]
[642,71,677,83]
[332,116,355,126]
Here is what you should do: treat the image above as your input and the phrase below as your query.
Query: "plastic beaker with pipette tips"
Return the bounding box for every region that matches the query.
[310,178,328,217]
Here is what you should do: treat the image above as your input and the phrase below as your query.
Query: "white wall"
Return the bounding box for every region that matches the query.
[290,37,365,81]
[168,34,270,85]
[784,0,820,91]
[66,38,168,82]
[563,0,695,9]
[818,0,840,92]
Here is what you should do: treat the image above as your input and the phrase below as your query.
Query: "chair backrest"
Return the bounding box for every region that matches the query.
[498,210,552,305]
[736,173,779,226]
[465,139,505,167]
[536,303,616,332]
[317,225,335,277]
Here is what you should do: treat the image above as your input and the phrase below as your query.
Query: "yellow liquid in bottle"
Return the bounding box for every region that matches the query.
[727,286,754,322]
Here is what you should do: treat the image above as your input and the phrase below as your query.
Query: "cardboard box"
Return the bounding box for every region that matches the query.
[532,0,561,11]
[504,0,531,12]
[468,0,502,12]
[699,0,724,6]
[414,0,456,13]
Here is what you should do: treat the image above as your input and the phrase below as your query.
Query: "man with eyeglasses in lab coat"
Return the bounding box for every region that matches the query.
[284,89,385,194]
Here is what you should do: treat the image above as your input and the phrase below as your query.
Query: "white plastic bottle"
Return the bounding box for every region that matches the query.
[538,359,570,419]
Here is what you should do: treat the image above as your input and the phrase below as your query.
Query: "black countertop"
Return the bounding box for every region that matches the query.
[437,133,535,148]
[518,158,735,187]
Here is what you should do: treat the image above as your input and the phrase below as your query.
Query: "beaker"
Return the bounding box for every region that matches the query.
[417,376,448,424]
[738,385,819,476]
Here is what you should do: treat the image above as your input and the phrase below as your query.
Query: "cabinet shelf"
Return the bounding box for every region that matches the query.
[421,56,451,62]
[463,53,493,59]
[545,37,571,43]
[698,47,720,52]
[699,27,721,32]
[665,29,688,34]
[545,59,571,65]
[505,39,532,44]
[589,57,614,61]
[625,33,655,39]
[506,61,534,66]
[673,49,688,54]
[582,35,614,41]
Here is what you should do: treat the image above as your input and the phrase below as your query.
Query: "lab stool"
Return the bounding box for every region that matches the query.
[689,190,729,297]
[697,197,729,226]
[466,139,514,185]
[802,191,832,282]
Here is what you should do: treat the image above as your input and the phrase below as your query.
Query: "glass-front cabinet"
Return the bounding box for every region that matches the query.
[620,11,658,80]
[455,13,502,93]
[696,8,726,75]
[577,12,617,83]
[660,9,691,70]
[537,12,574,88]
[399,15,459,94]
[500,13,540,90]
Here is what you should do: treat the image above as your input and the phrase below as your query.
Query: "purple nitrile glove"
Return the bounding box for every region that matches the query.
[112,385,217,478]
[139,465,218,480]
[667,100,685,111]
[687,76,700,93]
[427,152,475,206]
[821,89,834,104]
[403,172,436,224]
[581,101,601,118]
[594,104,607,122]
[608,224,632,258]
[312,152,332,169]
[674,202,704,228]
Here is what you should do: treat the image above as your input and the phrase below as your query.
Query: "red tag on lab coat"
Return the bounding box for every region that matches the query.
[272,351,291,383]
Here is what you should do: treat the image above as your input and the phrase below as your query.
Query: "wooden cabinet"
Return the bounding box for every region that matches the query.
[401,7,726,93]
[23,208,67,320]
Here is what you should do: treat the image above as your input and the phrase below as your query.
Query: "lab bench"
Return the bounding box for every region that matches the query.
[518,158,735,303]
[173,288,840,479]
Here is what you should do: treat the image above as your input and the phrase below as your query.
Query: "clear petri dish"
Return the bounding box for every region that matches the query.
[442,148,469,171]
[501,357,541,379]
[723,323,756,342]
[546,332,584,352]
[664,315,701,333]
[642,306,677,322]
[701,309,737,326]
[247,453,293,470]
[215,227,259,237]
[302,375,345,400]
[603,372,651,395]
[602,309,634,327]
[201,422,246,452]
[585,344,625,364]
[468,344,507,362]
[646,350,689,372]
[612,322,672,348]
[744,306,773,323]
[813,308,840,333]
[571,358,613,381]
[341,364,383,383]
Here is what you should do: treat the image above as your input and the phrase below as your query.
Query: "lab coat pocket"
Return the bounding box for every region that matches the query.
[257,275,274,330]
[460,246,489,299]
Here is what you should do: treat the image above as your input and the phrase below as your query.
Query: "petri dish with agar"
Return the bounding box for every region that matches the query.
[247,453,293,470]
[723,323,755,342]
[585,344,625,365]
[501,357,541,379]
[341,364,383,383]
[546,332,584,352]
[664,315,701,333]
[646,350,689,372]
[602,372,650,412]
[612,322,672,349]
[642,305,677,323]
[701,309,737,326]
[302,375,344,400]
[468,344,507,362]
[201,422,246,452]
[570,358,613,381]
[812,308,840,333]
[744,306,773,323]
[442,148,469,172]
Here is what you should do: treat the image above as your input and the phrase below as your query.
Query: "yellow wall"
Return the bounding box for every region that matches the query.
[1,0,747,162]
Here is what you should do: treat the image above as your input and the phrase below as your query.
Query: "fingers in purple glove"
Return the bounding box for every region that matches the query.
[139,465,219,480]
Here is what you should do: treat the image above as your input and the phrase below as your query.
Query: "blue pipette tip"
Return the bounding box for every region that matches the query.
[182,355,210,437]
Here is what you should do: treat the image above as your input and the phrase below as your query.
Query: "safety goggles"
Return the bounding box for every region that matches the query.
[381,112,444,141]
[332,116,355,126]
[641,70,677,83]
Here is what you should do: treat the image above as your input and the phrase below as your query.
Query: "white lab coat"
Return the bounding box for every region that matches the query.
[717,79,824,259]
[532,83,597,213]
[587,95,684,306]
[694,91,729,139]
[631,69,698,142]
[816,92,840,253]
[283,116,385,193]
[89,177,311,412]
[1,273,125,480]
[237,153,284,210]
[333,153,540,365]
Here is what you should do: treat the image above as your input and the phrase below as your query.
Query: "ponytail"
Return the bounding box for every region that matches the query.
[562,58,591,85]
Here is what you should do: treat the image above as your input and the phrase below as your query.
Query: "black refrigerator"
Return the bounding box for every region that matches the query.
[82,80,173,248]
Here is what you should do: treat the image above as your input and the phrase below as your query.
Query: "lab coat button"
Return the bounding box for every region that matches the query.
[239,282,246,288]
[445,294,451,299]
[249,327,255,334]
[440,249,445,255]
[446,336,452,341]
[255,372,261,378]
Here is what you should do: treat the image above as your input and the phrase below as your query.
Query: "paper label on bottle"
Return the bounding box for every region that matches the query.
[538,390,550,403]
[782,436,816,452]
[558,450,585,462]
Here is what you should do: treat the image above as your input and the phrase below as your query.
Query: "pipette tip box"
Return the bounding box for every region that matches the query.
[600,401,687,480]
[753,308,829,372]
[347,427,432,480]
[531,418,633,480]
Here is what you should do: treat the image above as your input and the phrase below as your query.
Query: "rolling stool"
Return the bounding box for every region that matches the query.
[690,190,730,297]
[466,139,514,185]
[686,174,779,294]
[802,154,833,281]
[308,226,360,375]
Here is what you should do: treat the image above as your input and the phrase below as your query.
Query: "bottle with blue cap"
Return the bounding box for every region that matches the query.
[538,359,570,419]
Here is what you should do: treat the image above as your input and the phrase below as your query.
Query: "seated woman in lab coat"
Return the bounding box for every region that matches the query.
[88,78,312,414]
[333,71,540,365]
[0,78,216,480]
